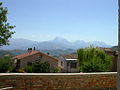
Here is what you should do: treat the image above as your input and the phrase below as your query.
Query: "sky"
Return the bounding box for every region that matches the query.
[1,0,118,45]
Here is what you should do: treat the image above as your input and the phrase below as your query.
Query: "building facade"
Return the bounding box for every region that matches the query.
[58,54,79,73]
[13,49,58,69]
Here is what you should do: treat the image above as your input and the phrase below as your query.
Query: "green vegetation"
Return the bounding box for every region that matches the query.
[0,56,13,73]
[77,47,112,72]
[24,66,33,73]
[50,67,60,73]
[32,61,50,73]
[24,60,59,73]
[0,2,15,46]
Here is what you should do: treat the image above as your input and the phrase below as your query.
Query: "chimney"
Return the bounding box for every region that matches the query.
[33,47,35,51]
[28,48,32,53]
[47,52,50,55]
[30,48,32,53]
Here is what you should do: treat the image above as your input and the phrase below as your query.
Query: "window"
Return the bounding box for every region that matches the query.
[67,62,70,66]
[16,60,20,68]
[27,62,32,66]
[61,61,63,66]
[70,62,77,68]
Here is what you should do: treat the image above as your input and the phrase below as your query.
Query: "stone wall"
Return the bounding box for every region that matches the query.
[19,53,58,68]
[0,72,117,90]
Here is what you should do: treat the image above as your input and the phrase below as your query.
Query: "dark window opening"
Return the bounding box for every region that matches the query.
[61,61,63,66]
[67,62,70,66]
[70,62,77,68]
[27,62,32,66]
[16,60,20,68]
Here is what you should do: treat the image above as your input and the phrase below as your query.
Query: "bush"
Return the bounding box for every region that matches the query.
[24,66,33,73]
[0,56,13,72]
[77,47,112,72]
[50,67,60,73]
[24,60,60,73]
[32,61,50,73]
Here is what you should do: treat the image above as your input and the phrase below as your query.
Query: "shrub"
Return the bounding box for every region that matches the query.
[0,56,13,72]
[24,66,33,73]
[50,67,60,73]
[77,47,112,72]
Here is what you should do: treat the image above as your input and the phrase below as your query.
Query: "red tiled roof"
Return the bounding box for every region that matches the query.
[13,50,58,61]
[13,51,39,59]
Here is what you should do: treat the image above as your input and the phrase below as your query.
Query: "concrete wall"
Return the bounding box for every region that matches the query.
[0,72,117,90]
[58,56,66,72]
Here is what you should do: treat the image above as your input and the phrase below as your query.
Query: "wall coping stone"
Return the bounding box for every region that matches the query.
[0,72,117,76]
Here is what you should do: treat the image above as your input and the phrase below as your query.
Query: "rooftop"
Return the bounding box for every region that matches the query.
[60,54,77,59]
[13,50,39,59]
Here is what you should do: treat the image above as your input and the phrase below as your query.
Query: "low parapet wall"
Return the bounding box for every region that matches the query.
[0,72,117,90]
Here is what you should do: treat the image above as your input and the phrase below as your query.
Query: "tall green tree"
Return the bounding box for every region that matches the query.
[0,2,15,46]
[77,47,112,72]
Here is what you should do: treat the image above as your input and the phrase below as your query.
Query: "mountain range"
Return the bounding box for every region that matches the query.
[1,37,112,50]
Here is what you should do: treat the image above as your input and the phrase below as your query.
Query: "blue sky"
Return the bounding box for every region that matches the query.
[1,0,118,45]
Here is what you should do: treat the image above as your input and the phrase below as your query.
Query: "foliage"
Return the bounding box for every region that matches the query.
[77,47,112,72]
[24,66,33,73]
[24,61,50,73]
[0,2,15,46]
[24,60,60,73]
[32,61,50,73]
[50,67,60,73]
[0,56,13,72]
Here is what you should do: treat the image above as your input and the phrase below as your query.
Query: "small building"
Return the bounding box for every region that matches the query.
[58,54,79,73]
[13,48,58,69]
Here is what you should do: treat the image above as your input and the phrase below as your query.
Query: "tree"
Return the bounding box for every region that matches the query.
[77,47,112,72]
[0,2,15,46]
[0,56,13,72]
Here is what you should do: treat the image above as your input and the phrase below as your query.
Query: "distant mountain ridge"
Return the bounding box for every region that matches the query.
[1,37,111,50]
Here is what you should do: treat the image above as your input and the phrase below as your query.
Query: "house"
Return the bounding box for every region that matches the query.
[58,54,79,73]
[13,48,58,69]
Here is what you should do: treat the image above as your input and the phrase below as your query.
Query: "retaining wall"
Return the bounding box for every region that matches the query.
[0,72,117,90]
